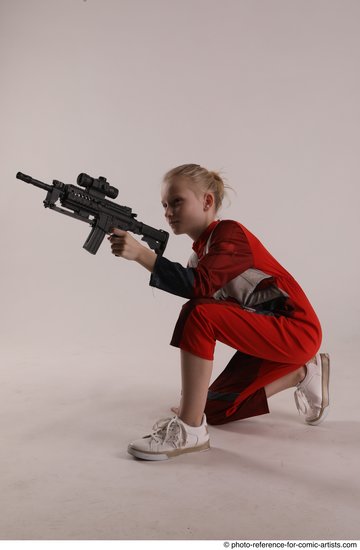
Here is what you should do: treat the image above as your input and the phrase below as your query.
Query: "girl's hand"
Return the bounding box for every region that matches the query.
[108,228,145,261]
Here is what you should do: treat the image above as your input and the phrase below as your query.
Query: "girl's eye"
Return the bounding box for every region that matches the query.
[162,198,182,209]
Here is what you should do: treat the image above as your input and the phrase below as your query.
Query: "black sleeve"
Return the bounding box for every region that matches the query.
[149,255,196,298]
[149,220,253,299]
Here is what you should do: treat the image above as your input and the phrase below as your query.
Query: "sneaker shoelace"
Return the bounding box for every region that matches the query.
[150,417,187,448]
[294,387,310,415]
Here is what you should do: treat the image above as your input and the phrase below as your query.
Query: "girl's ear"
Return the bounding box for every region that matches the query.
[204,193,214,210]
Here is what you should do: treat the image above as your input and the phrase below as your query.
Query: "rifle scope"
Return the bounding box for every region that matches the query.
[77,173,119,199]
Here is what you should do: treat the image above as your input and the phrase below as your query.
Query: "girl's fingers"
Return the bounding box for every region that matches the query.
[109,236,124,245]
[110,228,127,236]
[111,245,123,253]
[108,228,127,242]
[109,230,140,260]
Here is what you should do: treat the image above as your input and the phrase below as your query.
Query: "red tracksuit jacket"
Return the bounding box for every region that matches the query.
[150,219,321,329]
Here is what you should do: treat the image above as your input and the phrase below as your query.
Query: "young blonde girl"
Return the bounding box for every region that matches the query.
[109,164,329,461]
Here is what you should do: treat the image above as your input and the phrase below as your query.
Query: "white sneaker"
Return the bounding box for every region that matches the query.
[127,415,210,461]
[294,353,330,425]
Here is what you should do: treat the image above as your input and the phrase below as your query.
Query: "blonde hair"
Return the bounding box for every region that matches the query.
[163,163,231,212]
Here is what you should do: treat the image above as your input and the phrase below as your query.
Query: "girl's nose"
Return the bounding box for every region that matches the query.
[164,205,173,218]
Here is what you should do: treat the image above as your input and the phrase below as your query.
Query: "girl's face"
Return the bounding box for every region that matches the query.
[161,177,215,241]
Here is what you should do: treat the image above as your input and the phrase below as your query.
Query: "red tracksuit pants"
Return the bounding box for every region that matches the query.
[170,298,322,425]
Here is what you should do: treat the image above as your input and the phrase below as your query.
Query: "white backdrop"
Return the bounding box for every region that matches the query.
[1,0,359,378]
[1,0,360,541]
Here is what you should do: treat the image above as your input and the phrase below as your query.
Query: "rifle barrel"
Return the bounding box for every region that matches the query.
[16,172,52,192]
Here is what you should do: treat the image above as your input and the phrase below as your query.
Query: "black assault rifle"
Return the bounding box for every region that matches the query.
[16,172,169,255]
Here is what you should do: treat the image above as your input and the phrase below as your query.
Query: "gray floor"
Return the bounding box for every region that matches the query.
[1,345,359,540]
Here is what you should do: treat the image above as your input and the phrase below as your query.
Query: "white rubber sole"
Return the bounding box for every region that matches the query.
[127,440,210,461]
[306,353,330,426]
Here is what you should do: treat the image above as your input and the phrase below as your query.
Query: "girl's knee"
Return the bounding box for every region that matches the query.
[171,300,216,359]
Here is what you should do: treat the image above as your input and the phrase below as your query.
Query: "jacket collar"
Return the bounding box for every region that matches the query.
[192,220,220,256]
